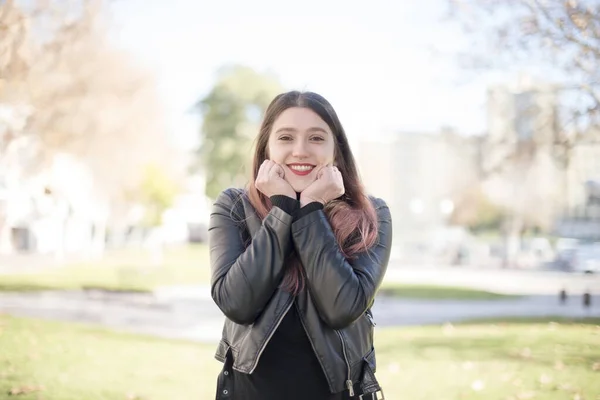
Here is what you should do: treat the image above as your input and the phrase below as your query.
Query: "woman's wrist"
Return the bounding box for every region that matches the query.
[270,195,300,215]
[299,195,324,208]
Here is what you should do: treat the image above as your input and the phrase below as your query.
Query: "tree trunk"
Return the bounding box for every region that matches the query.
[503,215,524,268]
[90,219,106,260]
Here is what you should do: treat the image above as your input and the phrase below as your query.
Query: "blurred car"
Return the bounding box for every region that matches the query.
[553,238,580,271]
[569,243,600,273]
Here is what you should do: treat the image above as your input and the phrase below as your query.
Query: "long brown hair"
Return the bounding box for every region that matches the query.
[247,91,378,294]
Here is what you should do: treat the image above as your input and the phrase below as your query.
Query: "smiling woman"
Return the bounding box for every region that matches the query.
[208,91,392,400]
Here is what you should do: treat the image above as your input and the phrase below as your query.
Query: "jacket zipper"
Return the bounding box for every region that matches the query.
[335,330,354,397]
[248,298,294,374]
[366,309,376,326]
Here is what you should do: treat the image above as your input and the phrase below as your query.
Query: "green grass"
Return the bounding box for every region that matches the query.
[0,315,598,400]
[377,283,520,300]
[374,318,600,400]
[0,245,211,293]
[458,316,600,326]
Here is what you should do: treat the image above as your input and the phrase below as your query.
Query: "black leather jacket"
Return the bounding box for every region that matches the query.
[209,188,392,397]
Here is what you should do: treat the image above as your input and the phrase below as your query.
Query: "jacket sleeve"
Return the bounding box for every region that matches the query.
[209,189,294,325]
[291,197,392,329]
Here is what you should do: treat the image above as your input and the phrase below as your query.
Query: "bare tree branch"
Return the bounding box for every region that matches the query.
[0,0,175,206]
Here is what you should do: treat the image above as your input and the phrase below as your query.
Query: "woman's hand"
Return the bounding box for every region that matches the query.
[255,160,296,199]
[299,165,345,206]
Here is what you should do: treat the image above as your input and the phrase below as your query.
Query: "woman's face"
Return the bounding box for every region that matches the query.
[267,107,336,193]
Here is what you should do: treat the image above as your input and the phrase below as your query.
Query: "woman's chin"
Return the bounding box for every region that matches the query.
[290,185,307,194]
[288,179,313,194]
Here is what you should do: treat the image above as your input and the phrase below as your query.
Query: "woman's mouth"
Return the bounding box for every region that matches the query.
[288,164,315,176]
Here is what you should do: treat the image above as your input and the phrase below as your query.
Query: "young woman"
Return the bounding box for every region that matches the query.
[209,91,392,399]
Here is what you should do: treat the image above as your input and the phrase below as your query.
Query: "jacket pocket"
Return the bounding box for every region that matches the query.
[359,348,383,397]
[215,339,230,363]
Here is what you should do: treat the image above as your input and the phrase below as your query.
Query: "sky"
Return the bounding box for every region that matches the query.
[108,0,509,150]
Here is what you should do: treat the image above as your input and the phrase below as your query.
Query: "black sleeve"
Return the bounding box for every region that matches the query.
[209,189,294,325]
[270,195,300,215]
[291,198,392,329]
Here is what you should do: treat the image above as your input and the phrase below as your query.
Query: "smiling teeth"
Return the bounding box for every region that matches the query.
[290,165,313,171]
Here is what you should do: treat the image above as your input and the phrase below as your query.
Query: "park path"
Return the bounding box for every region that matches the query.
[0,286,597,343]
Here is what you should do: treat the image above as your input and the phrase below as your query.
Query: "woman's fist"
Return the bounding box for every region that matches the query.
[299,165,344,206]
[255,160,296,199]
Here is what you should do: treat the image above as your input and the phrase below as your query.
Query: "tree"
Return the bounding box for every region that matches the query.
[0,0,176,253]
[446,1,600,264]
[450,184,506,233]
[1,0,171,186]
[194,65,283,199]
[136,163,181,229]
[447,0,600,137]
[484,151,563,265]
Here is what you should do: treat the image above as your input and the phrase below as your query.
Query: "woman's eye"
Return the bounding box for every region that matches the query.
[311,136,325,141]
[279,136,292,141]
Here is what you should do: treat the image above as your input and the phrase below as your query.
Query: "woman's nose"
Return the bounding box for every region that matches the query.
[292,140,309,157]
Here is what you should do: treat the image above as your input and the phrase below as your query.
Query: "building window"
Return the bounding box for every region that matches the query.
[514,92,535,141]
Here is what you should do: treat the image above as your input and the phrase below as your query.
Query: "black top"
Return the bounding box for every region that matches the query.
[231,304,348,400]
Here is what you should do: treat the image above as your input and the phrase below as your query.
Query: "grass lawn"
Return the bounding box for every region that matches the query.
[0,315,598,400]
[377,283,519,300]
[0,245,212,293]
[0,245,521,300]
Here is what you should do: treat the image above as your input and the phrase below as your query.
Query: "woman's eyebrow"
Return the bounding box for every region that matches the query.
[274,127,329,134]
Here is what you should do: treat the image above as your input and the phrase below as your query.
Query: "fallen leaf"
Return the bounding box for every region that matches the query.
[442,322,455,335]
[462,361,475,370]
[539,374,552,385]
[520,347,532,359]
[559,383,574,391]
[387,363,400,374]
[592,362,600,371]
[9,385,44,395]
[471,380,485,391]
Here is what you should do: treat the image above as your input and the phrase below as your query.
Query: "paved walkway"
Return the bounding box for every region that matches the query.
[0,286,597,343]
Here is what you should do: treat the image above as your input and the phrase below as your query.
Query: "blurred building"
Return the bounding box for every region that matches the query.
[557,132,600,240]
[485,77,600,240]
[1,103,106,256]
[161,172,212,244]
[485,76,560,174]
[0,150,108,257]
[356,129,482,259]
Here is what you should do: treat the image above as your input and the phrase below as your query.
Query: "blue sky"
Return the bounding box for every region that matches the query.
[109,0,510,150]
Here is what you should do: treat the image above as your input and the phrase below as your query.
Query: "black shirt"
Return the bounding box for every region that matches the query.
[231,303,348,400]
